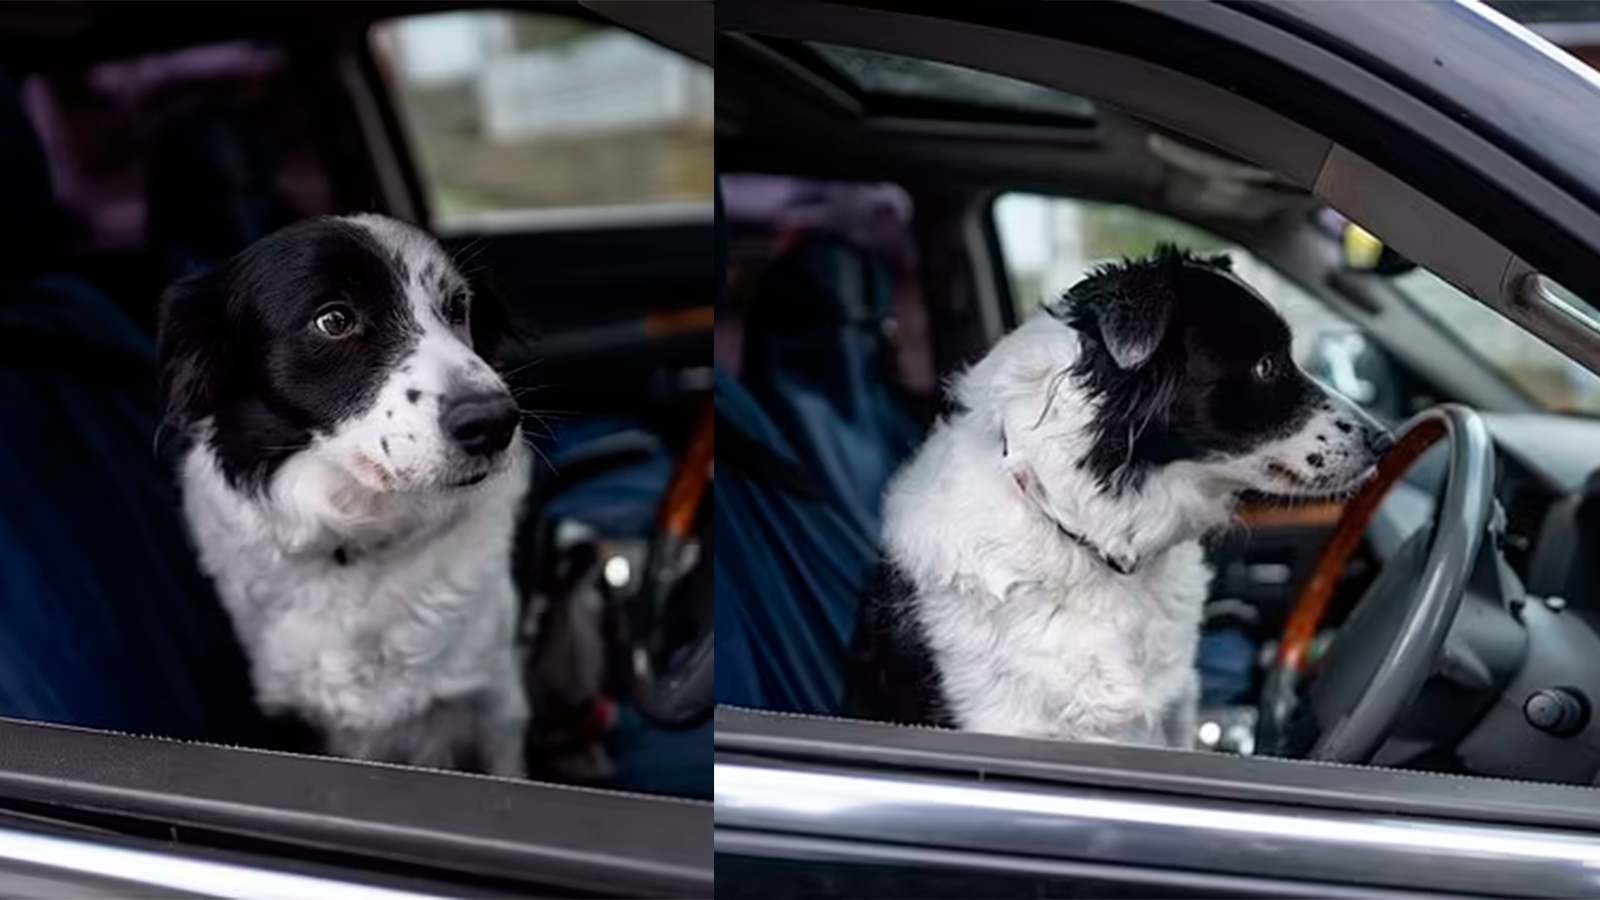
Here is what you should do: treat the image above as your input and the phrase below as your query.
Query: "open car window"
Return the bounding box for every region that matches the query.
[0,2,712,895]
[716,0,1600,895]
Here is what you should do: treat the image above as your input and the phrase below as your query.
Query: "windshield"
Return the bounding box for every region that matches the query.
[1389,268,1600,415]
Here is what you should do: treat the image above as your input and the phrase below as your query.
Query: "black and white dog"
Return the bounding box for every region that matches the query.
[158,214,531,774]
[849,246,1391,747]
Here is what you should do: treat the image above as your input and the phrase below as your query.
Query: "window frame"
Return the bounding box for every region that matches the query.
[0,716,711,897]
[714,0,1600,890]
[715,706,1600,898]
[0,5,713,894]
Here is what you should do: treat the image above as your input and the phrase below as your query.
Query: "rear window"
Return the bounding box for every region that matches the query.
[370,10,714,230]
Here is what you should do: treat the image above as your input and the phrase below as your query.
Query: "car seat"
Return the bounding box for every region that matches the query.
[519,413,713,798]
[145,100,301,282]
[0,66,259,742]
[714,171,888,715]
[739,231,923,539]
[714,367,877,714]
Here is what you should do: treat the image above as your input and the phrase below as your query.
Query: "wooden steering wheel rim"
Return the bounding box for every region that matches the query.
[1278,415,1449,676]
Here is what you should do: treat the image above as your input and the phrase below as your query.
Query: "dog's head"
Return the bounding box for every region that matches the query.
[158,214,523,505]
[1045,245,1390,499]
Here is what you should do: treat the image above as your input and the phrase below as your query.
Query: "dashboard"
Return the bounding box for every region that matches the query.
[1376,411,1600,597]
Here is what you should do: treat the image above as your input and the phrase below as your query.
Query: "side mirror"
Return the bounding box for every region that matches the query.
[1341,222,1416,276]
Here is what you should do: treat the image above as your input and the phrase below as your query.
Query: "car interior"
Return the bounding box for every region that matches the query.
[0,0,712,815]
[715,0,1600,795]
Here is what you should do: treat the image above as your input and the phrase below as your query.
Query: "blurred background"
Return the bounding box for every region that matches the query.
[0,2,714,800]
[371,10,712,221]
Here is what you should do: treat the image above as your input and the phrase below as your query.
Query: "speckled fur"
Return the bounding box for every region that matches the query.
[168,215,531,773]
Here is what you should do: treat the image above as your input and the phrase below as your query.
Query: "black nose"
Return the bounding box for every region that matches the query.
[441,391,518,457]
[1366,427,1394,457]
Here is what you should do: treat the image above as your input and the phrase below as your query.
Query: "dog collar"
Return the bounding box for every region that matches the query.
[1002,427,1139,576]
[1049,515,1138,576]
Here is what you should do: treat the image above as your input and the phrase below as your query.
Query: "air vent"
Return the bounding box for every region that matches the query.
[1504,486,1554,574]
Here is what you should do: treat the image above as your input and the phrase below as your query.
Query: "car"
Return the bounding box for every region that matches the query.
[0,2,712,896]
[714,1,1600,896]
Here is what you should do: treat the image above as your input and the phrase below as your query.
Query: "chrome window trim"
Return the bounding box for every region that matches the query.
[0,824,445,900]
[716,759,1600,897]
[0,716,712,898]
[715,830,1455,900]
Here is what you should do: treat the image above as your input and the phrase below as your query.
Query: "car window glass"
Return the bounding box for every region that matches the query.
[1391,268,1600,414]
[371,11,714,231]
[993,193,1363,398]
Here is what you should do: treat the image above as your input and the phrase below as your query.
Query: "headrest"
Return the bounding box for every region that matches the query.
[0,66,63,281]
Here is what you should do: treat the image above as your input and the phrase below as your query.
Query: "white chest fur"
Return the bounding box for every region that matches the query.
[915,542,1209,744]
[881,317,1226,746]
[180,440,530,739]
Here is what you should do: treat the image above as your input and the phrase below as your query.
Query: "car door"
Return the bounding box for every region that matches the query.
[0,4,714,896]
[714,1,1600,895]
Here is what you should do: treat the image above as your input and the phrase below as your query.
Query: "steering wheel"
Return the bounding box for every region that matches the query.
[1259,404,1495,763]
[623,399,715,730]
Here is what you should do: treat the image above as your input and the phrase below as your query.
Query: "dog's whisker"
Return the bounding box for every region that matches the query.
[498,357,546,379]
[1031,367,1073,431]
[450,237,489,268]
[517,424,557,442]
[520,433,559,476]
[517,422,556,441]
[456,245,490,269]
[516,407,577,421]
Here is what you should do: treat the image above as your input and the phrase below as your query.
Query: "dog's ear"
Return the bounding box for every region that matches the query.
[157,266,234,427]
[1054,247,1195,370]
[1061,267,1176,371]
[466,268,528,364]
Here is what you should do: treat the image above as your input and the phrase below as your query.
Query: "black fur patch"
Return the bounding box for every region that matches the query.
[157,218,421,492]
[258,710,327,755]
[1053,245,1323,493]
[464,266,519,363]
[844,562,955,728]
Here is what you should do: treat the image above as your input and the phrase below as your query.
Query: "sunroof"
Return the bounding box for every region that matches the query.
[807,42,1097,121]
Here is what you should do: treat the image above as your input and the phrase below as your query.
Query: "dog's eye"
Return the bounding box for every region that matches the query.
[1252,354,1278,382]
[443,293,469,327]
[313,305,357,338]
